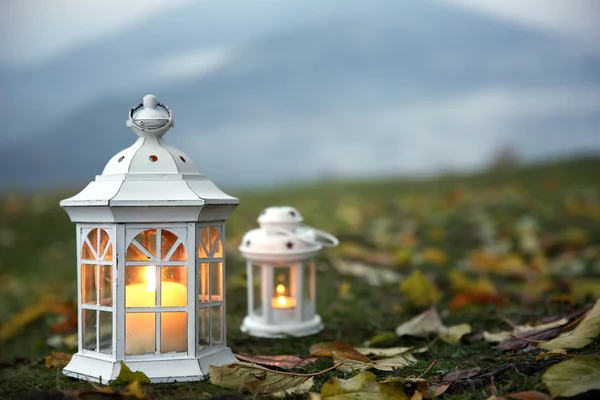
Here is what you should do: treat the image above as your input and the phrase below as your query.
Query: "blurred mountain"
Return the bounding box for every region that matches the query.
[1,0,599,190]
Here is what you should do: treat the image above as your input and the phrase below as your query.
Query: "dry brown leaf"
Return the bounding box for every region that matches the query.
[44,352,72,369]
[235,353,317,369]
[429,367,481,397]
[334,351,416,372]
[504,390,552,400]
[210,361,338,394]
[310,342,371,363]
[354,347,414,359]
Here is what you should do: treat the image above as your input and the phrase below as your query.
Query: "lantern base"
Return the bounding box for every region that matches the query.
[240,315,324,338]
[62,347,236,384]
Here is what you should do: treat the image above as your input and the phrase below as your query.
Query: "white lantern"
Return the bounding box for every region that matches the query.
[59,95,239,383]
[239,206,338,338]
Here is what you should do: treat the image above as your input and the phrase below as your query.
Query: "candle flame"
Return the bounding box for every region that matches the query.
[276,284,286,295]
[145,266,156,291]
[277,295,287,307]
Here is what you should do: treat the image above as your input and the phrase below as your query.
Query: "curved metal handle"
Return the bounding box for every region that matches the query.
[304,226,339,247]
[128,100,173,131]
[270,225,339,248]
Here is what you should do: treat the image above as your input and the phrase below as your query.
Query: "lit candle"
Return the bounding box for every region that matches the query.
[125,266,187,354]
[271,284,296,309]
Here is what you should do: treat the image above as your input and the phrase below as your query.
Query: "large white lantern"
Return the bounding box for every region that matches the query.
[59,95,239,383]
[239,206,338,338]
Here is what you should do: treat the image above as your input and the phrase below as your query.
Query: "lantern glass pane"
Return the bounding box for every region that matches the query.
[161,266,187,307]
[199,263,209,302]
[125,313,155,355]
[271,267,296,308]
[134,230,157,258]
[304,260,315,302]
[99,265,112,307]
[82,309,97,351]
[198,307,209,351]
[125,266,156,308]
[88,228,98,254]
[126,243,151,261]
[82,241,95,260]
[98,311,112,354]
[210,262,222,301]
[199,226,222,258]
[252,264,262,316]
[211,306,222,345]
[161,230,187,261]
[161,312,187,353]
[82,264,97,305]
[99,231,111,261]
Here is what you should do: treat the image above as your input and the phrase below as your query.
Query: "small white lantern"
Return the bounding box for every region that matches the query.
[59,95,239,383]
[239,206,338,338]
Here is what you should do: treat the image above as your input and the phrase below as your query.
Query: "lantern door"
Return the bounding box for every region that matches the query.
[123,226,190,358]
[79,225,116,358]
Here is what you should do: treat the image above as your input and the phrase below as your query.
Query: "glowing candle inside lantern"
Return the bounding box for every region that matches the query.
[125,266,187,354]
[272,283,296,309]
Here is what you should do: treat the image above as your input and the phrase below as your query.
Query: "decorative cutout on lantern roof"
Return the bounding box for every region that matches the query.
[60,95,238,223]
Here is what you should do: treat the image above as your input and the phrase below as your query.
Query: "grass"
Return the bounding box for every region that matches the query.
[1,156,600,399]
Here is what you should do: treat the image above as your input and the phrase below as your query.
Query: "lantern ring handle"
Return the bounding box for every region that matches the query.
[269,226,339,248]
[128,101,173,131]
[305,226,339,247]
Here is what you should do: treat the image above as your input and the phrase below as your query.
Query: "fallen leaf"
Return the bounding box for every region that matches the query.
[319,371,408,399]
[395,307,443,338]
[331,259,403,287]
[395,307,471,344]
[0,298,75,342]
[536,349,567,360]
[497,325,564,351]
[235,353,317,369]
[272,378,314,398]
[310,342,371,363]
[364,332,396,347]
[505,391,552,400]
[542,358,600,397]
[113,360,151,385]
[429,367,481,397]
[87,380,146,399]
[439,323,472,344]
[420,247,447,265]
[334,352,416,372]
[44,352,72,369]
[354,347,414,358]
[400,270,441,308]
[449,292,506,310]
[210,361,338,394]
[485,318,568,345]
[539,298,600,350]
[338,281,352,299]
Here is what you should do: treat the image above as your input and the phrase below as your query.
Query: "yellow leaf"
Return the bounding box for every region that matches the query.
[121,381,146,399]
[210,361,314,394]
[536,349,567,360]
[310,342,371,362]
[420,247,447,265]
[354,347,414,359]
[333,352,416,372]
[448,270,496,295]
[400,270,441,308]
[439,323,472,344]
[338,281,352,299]
[321,371,408,399]
[539,298,600,350]
[0,297,65,342]
[569,279,600,301]
[113,360,151,385]
[542,358,600,397]
[44,352,72,369]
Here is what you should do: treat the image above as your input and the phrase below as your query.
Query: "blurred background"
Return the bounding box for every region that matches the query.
[1,0,599,191]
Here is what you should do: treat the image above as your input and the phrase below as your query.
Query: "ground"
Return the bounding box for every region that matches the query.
[1,157,599,399]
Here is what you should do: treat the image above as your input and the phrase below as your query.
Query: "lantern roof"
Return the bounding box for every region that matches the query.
[239,206,338,263]
[60,95,239,223]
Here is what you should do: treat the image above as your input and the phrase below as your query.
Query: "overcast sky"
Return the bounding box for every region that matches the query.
[1,0,599,68]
